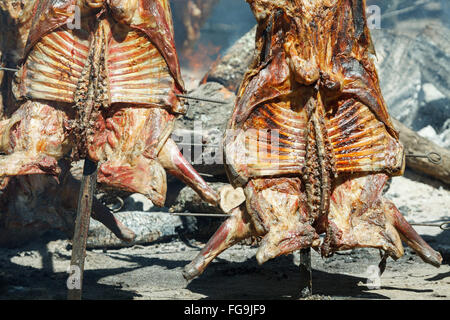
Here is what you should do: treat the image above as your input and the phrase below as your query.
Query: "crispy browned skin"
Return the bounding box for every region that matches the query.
[0,1,218,237]
[184,0,442,280]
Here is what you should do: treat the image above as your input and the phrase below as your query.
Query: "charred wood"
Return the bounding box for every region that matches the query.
[393,118,450,185]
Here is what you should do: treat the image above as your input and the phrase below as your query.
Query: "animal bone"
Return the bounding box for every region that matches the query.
[218,184,246,213]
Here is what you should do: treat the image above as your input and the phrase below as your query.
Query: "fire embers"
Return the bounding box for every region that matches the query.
[0,0,218,208]
[183,0,442,280]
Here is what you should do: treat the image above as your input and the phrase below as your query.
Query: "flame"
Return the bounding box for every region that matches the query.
[180,42,221,90]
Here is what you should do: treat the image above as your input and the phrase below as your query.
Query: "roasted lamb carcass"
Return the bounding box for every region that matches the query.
[0,0,218,239]
[183,0,442,280]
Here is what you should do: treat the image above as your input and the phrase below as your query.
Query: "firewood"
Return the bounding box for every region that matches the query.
[393,118,450,185]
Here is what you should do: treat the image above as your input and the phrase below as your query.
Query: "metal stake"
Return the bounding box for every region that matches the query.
[299,248,312,298]
[67,158,98,300]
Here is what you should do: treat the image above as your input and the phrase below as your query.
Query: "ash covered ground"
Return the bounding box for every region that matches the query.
[0,168,449,300]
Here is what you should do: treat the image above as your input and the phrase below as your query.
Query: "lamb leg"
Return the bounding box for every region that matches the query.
[245,178,320,265]
[61,167,136,242]
[183,206,252,280]
[91,199,136,242]
[322,174,442,268]
[91,107,218,207]
[383,198,442,267]
[158,138,219,206]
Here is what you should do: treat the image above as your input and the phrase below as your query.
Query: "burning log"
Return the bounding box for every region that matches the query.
[393,119,450,185]
[184,0,442,281]
[86,211,183,249]
[204,26,257,92]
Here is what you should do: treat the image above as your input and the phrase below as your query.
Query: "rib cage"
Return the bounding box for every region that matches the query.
[226,97,404,182]
[17,28,89,103]
[15,21,175,107]
[107,28,174,105]
[328,99,404,174]
[242,102,306,177]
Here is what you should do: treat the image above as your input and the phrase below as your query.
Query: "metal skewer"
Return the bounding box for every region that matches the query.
[0,66,19,72]
[169,212,229,218]
[168,211,450,232]
[167,211,450,232]
[67,158,98,300]
[175,94,228,105]
[405,152,442,165]
[409,221,450,230]
[381,0,431,19]
[177,145,444,167]
[169,212,450,231]
[175,142,220,148]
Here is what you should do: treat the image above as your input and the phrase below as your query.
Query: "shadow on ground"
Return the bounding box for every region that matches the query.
[0,230,448,300]
[184,255,391,300]
[0,232,142,300]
